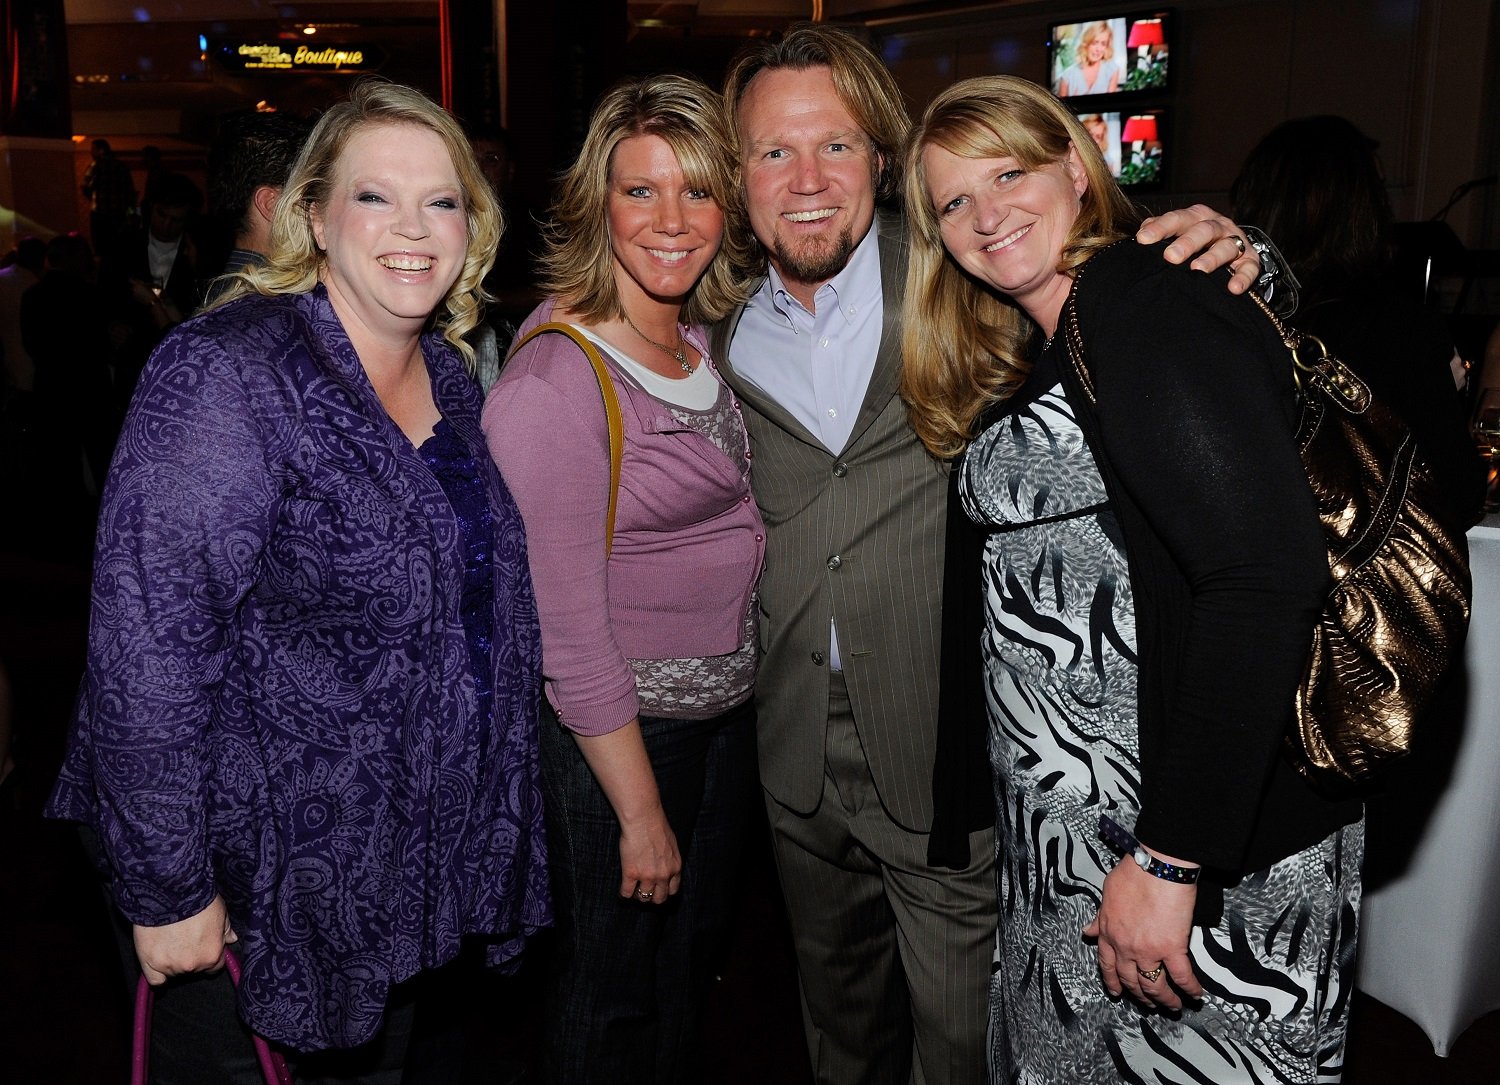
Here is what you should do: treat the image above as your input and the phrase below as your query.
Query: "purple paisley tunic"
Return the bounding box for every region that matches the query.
[46,286,550,1050]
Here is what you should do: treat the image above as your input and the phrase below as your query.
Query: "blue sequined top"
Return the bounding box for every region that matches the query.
[419,418,497,757]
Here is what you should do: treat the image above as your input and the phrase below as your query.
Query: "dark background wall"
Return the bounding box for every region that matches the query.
[843,0,1497,249]
[1,0,1493,323]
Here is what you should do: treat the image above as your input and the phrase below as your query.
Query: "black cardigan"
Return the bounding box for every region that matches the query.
[929,243,1361,914]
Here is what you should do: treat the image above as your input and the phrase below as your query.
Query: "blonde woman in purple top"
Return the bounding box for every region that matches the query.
[48,80,549,1082]
[482,75,763,1083]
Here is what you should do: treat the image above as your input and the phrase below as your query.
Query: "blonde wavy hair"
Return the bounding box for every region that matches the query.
[901,75,1140,459]
[538,74,754,326]
[210,78,500,366]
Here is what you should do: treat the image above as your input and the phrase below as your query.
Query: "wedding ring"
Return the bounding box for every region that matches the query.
[634,888,654,901]
[1137,964,1165,982]
[1230,234,1247,255]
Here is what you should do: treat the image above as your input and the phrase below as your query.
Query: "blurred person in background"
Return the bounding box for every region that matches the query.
[139,145,169,220]
[0,236,46,419]
[1231,114,1485,527]
[82,139,137,260]
[468,124,544,390]
[101,171,204,406]
[21,233,116,502]
[202,110,314,301]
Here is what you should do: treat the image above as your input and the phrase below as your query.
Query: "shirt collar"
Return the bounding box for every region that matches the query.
[757,220,883,328]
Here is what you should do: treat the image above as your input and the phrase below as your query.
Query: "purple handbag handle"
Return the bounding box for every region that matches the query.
[131,946,292,1085]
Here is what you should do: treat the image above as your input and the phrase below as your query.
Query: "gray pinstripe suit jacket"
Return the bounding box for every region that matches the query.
[711,212,951,832]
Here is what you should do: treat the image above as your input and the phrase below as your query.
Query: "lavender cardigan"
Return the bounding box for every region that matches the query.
[47,286,550,1050]
[482,300,765,735]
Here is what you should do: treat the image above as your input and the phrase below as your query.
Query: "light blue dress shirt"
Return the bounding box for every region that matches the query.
[730,223,885,669]
[731,223,885,454]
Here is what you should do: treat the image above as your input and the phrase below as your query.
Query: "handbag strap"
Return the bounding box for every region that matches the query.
[1241,287,1357,404]
[132,947,293,1085]
[507,321,625,555]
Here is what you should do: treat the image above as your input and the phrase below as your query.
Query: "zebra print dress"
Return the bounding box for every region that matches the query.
[960,365,1363,1085]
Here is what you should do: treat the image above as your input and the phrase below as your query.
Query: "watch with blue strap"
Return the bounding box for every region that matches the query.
[1099,814,1201,885]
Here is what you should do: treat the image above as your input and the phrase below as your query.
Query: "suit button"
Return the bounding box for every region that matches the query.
[827,554,841,570]
[832,462,848,477]
[811,651,825,665]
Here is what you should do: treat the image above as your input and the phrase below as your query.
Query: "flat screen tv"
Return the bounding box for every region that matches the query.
[1076,109,1167,188]
[1049,10,1172,99]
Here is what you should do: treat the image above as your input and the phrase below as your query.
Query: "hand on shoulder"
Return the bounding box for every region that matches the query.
[1137,205,1260,294]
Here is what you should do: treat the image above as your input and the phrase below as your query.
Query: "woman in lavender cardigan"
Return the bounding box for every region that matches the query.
[483,75,763,1083]
[47,80,550,1081]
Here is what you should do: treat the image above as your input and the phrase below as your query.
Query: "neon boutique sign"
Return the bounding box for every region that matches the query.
[221,43,383,73]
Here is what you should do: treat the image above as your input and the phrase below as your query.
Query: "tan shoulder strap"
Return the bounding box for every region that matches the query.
[506,321,624,555]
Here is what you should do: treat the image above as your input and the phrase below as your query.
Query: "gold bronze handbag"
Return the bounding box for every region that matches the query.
[1063,271,1472,789]
[1248,293,1471,786]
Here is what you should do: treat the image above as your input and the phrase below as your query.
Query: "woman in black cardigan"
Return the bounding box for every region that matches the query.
[901,77,1363,1084]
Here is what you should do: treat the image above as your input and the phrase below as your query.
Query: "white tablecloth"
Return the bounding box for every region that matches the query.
[1356,514,1500,1055]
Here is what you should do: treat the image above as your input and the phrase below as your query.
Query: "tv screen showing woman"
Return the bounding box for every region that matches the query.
[1050,11,1171,97]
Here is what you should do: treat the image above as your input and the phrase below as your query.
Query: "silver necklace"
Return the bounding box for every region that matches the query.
[623,312,692,373]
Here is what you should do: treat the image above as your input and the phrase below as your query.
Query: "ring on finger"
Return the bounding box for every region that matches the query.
[634,887,655,901]
[1136,963,1165,982]
[1230,234,1247,256]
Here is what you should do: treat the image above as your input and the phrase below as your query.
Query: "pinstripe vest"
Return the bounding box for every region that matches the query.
[712,212,950,831]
